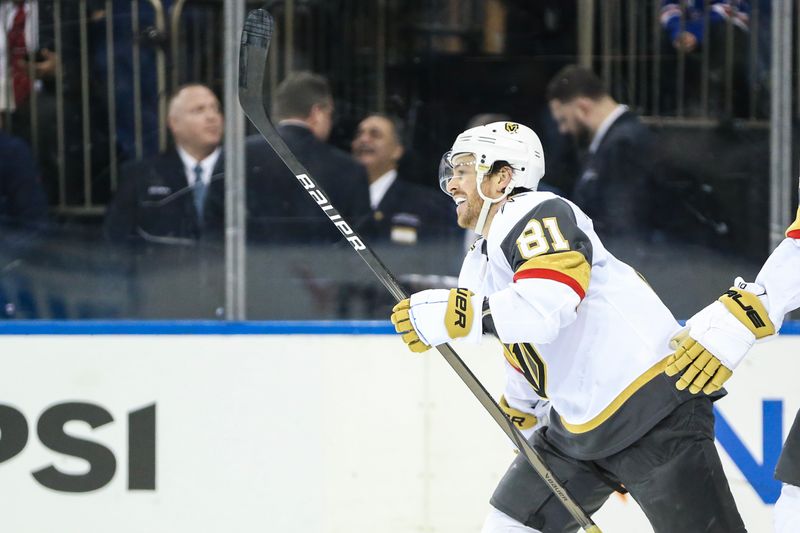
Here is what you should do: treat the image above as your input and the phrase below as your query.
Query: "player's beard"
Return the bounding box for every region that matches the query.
[457,187,485,230]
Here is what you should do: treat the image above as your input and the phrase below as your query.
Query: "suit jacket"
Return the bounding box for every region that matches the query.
[246,124,371,243]
[0,131,48,227]
[104,148,224,244]
[572,111,658,239]
[369,178,458,244]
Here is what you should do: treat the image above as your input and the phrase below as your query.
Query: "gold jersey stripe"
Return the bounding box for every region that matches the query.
[514,250,591,295]
[560,354,671,434]
[502,342,523,371]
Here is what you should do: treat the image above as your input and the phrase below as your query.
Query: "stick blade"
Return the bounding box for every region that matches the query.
[239,9,274,94]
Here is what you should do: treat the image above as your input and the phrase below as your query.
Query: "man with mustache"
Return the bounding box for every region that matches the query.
[351,113,455,244]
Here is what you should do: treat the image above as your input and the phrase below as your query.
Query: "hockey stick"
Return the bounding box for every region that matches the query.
[238,9,601,533]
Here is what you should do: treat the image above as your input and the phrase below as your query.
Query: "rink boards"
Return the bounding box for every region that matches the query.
[0,322,798,533]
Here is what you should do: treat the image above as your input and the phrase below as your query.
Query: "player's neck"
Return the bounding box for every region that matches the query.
[476,201,506,237]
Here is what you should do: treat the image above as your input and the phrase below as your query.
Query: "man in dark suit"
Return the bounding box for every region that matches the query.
[0,129,48,239]
[245,71,371,243]
[546,65,659,241]
[351,113,456,244]
[104,83,224,243]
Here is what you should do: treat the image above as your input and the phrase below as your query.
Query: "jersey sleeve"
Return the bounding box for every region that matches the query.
[489,198,594,344]
[500,198,593,299]
[754,207,800,329]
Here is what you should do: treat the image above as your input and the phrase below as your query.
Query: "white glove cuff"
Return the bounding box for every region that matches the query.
[408,290,483,347]
[687,300,756,370]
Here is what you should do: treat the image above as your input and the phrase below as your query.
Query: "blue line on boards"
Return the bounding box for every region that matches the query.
[0,320,798,336]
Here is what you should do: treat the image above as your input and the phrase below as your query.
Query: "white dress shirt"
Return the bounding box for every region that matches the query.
[369,169,397,210]
[176,145,221,187]
[588,104,628,154]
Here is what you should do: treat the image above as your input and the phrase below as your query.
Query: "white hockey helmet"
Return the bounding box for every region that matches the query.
[438,121,545,196]
[438,121,545,235]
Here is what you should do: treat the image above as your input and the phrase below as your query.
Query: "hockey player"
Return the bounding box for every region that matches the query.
[664,205,800,533]
[390,121,745,532]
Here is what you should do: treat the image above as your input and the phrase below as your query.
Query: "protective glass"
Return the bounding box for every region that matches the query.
[438,151,477,195]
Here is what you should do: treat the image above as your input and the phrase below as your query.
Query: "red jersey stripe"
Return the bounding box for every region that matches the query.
[513,268,587,300]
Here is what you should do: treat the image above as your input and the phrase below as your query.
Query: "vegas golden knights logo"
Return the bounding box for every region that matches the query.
[505,122,519,133]
[503,342,547,398]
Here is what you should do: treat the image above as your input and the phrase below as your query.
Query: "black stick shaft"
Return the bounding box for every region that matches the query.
[238,9,601,532]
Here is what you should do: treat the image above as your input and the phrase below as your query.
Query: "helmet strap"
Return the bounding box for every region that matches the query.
[473,169,509,236]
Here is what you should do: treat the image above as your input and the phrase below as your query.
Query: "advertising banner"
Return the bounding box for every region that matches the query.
[0,331,797,532]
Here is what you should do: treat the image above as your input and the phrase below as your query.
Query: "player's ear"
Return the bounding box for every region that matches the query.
[497,165,513,190]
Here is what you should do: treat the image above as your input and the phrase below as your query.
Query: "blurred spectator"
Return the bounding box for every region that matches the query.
[89,0,164,162]
[546,65,659,240]
[104,84,223,243]
[352,113,456,244]
[0,127,48,235]
[660,0,750,116]
[246,71,370,243]
[0,0,61,124]
[466,112,511,129]
[0,0,86,203]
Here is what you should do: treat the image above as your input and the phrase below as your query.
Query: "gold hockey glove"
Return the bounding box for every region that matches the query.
[390,299,430,353]
[390,288,481,353]
[666,279,774,395]
[499,396,538,431]
[665,336,734,395]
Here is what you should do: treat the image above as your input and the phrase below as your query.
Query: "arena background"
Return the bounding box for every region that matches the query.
[2,1,800,531]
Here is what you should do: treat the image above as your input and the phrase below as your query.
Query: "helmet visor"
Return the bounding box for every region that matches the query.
[438,151,478,195]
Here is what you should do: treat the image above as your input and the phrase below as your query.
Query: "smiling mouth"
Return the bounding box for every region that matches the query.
[354,146,374,155]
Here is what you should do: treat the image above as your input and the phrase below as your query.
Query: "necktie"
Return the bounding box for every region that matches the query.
[7,2,31,106]
[192,164,206,222]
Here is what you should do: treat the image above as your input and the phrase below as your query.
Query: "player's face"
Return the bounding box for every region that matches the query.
[549,98,591,148]
[446,153,483,230]
[351,116,403,174]
[168,86,223,153]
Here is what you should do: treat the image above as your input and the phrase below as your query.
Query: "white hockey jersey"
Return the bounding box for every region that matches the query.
[756,207,800,329]
[458,191,696,459]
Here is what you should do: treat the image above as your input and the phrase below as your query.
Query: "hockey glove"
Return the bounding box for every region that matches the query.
[665,278,775,394]
[390,288,483,353]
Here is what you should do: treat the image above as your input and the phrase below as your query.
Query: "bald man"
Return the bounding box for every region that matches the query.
[104,84,225,243]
